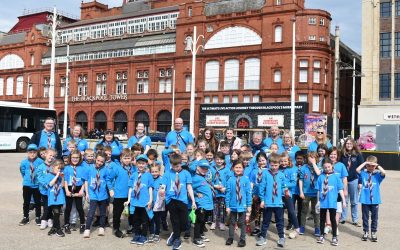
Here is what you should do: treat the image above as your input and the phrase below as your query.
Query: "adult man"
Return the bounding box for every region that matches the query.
[262,126,284,151]
[30,117,62,158]
[165,118,194,152]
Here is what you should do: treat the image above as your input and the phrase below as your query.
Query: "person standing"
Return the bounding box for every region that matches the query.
[308,128,332,153]
[165,118,194,153]
[263,126,284,151]
[126,123,152,153]
[62,125,89,155]
[30,117,62,158]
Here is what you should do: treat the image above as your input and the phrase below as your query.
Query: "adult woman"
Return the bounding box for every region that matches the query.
[202,127,219,153]
[218,128,241,153]
[307,128,332,152]
[95,129,123,161]
[63,125,88,155]
[339,138,364,226]
[126,122,152,153]
[281,132,300,163]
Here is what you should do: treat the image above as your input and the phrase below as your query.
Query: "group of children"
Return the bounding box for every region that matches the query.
[19,139,386,249]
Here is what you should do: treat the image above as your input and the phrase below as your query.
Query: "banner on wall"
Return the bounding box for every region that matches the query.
[206,115,229,127]
[257,115,284,127]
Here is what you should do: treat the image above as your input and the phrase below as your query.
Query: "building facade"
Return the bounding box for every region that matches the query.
[0,0,359,139]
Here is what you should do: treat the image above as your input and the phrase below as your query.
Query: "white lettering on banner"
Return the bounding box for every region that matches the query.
[206,115,229,127]
[71,94,128,102]
[201,105,304,111]
[383,113,400,121]
[257,115,284,127]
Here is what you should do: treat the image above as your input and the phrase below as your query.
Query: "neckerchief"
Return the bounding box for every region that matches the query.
[366,171,374,202]
[51,172,61,201]
[322,171,334,200]
[123,164,134,177]
[46,132,53,149]
[72,165,77,192]
[257,167,263,184]
[94,167,102,192]
[173,171,181,196]
[235,175,242,204]
[214,166,225,184]
[29,158,36,183]
[269,170,278,202]
[134,172,142,199]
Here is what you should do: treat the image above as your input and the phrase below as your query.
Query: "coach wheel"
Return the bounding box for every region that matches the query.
[16,138,29,152]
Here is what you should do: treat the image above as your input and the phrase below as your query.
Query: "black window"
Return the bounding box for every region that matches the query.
[379,74,391,100]
[380,33,391,58]
[381,2,392,17]
[396,32,400,57]
[396,1,400,16]
[395,73,400,99]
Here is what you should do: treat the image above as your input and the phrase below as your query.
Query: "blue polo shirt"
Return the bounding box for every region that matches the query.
[128,172,154,208]
[165,130,194,152]
[161,169,192,205]
[316,172,343,209]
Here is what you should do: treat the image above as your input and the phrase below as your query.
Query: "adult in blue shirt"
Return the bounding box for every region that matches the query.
[126,122,152,153]
[263,126,284,151]
[165,118,194,153]
[62,125,89,155]
[307,127,332,153]
[30,117,62,158]
[281,132,300,162]
[95,129,123,161]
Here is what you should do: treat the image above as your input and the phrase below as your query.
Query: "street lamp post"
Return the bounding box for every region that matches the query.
[48,6,60,110]
[290,17,296,136]
[63,43,70,140]
[185,26,204,136]
[333,26,340,147]
[171,66,176,131]
[26,75,31,104]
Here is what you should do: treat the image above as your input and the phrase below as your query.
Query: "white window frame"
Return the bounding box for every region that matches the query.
[243,95,250,103]
[313,60,321,83]
[205,61,219,91]
[0,78,3,96]
[185,75,191,92]
[274,69,282,83]
[299,60,308,83]
[212,96,218,103]
[312,95,320,112]
[274,26,283,43]
[308,17,317,25]
[244,58,260,89]
[224,59,239,90]
[16,76,23,95]
[231,95,238,103]
[204,96,210,103]
[253,95,260,103]
[299,94,308,102]
[6,77,13,95]
[223,95,230,103]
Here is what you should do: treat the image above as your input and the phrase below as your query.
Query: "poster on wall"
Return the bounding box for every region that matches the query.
[304,114,328,138]
[206,115,229,127]
[257,115,284,127]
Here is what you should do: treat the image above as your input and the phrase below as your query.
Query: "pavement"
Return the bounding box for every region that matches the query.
[1,152,399,250]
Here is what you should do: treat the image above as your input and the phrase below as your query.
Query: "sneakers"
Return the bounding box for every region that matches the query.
[277,238,285,248]
[83,229,90,238]
[183,231,190,239]
[19,217,29,226]
[167,232,175,246]
[317,236,325,244]
[40,220,48,230]
[193,238,205,248]
[289,228,299,239]
[172,238,182,250]
[35,217,41,226]
[324,225,332,235]
[114,229,124,238]
[48,228,57,236]
[126,226,134,234]
[362,232,368,241]
[352,221,362,227]
[130,235,140,244]
[314,227,321,236]
[210,223,216,230]
[286,224,294,230]
[56,229,65,237]
[200,235,210,242]
[219,223,226,231]
[371,232,378,242]
[238,239,246,247]
[64,224,71,234]
[153,235,161,243]
[256,236,267,246]
[80,225,86,234]
[225,238,233,245]
[98,227,105,236]
[299,226,305,235]
[339,220,346,224]
[331,237,338,246]
[47,219,53,228]
[136,235,147,245]
[251,228,261,236]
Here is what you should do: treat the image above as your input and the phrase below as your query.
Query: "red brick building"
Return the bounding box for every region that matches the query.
[0,0,360,137]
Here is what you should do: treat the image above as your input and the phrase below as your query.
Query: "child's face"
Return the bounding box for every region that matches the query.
[27,151,37,160]
[63,157,69,165]
[67,144,76,152]
[231,151,239,161]
[195,152,203,160]
[197,167,208,175]
[40,151,46,158]
[270,145,278,153]
[280,157,289,168]
[151,167,160,178]
[323,163,333,173]
[45,151,56,164]
[318,148,326,157]
[295,156,304,166]
[221,146,229,154]
[85,153,94,163]
[52,165,62,174]
[233,163,244,176]
[215,157,225,167]
[70,153,81,166]
[198,142,206,151]
[121,156,132,166]
[186,145,194,155]
[133,150,141,156]
[329,151,338,162]
[257,156,267,168]
[171,163,182,173]
[105,150,112,160]
[181,155,188,164]
[242,158,250,167]
[148,154,156,160]
[205,152,214,162]
[269,162,280,172]
[95,156,105,168]
[136,160,147,172]
[366,163,377,172]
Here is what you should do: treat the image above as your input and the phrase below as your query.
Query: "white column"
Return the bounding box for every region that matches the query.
[189,26,197,136]
[351,57,356,139]
[290,18,296,136]
[333,26,340,146]
[171,67,176,131]
[49,7,57,110]
[63,44,70,140]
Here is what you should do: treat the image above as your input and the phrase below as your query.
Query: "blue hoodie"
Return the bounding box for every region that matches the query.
[108,163,136,198]
[259,170,286,207]
[85,165,111,201]
[192,173,214,210]
[20,157,44,188]
[225,175,251,212]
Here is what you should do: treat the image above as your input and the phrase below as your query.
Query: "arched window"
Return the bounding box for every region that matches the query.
[114,110,127,133]
[0,54,24,70]
[244,58,260,89]
[75,111,88,132]
[274,25,282,43]
[205,26,262,49]
[58,112,70,136]
[134,110,150,133]
[224,59,239,90]
[205,60,219,91]
[94,111,107,131]
[157,110,171,133]
[180,109,190,129]
[274,70,282,83]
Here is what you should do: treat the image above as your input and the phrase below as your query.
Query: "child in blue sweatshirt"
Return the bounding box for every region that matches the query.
[316,160,345,246]
[149,162,164,243]
[81,149,95,169]
[159,153,196,250]
[83,152,111,238]
[192,159,214,247]
[162,145,180,172]
[63,150,87,234]
[225,160,252,248]
[127,154,154,245]
[356,156,386,242]
[46,159,66,237]
[109,149,135,238]
[19,144,43,226]
[211,152,229,231]
[256,153,287,248]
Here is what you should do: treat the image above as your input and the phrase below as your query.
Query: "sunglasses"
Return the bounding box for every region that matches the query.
[316,132,324,135]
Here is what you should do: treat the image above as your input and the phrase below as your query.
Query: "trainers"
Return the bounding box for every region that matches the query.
[80,225,86,234]
[47,219,53,228]
[238,239,246,247]
[64,224,71,234]
[153,234,161,243]
[289,228,299,239]
[19,217,29,226]
[98,227,105,236]
[352,221,362,227]
[71,223,77,231]
[200,235,210,242]
[299,226,305,235]
[193,238,205,248]
[324,225,332,235]
[251,228,261,236]
[48,228,57,236]
[277,238,285,247]
[210,223,216,230]
[114,229,124,238]
[184,231,190,239]
[371,232,378,242]
[225,238,233,245]
[331,237,338,246]
[172,238,182,250]
[167,232,175,246]
[126,226,134,234]
[314,227,321,236]
[286,224,294,230]
[40,220,48,230]
[339,220,346,224]
[83,229,90,238]
[35,217,41,226]
[256,236,267,246]
[137,235,147,245]
[317,236,325,244]
[362,232,368,241]
[56,229,65,237]
[130,235,140,244]
[219,223,226,231]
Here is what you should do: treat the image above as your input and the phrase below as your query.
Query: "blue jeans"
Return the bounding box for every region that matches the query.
[284,197,299,228]
[85,199,107,229]
[362,204,379,233]
[341,179,359,222]
[260,207,284,239]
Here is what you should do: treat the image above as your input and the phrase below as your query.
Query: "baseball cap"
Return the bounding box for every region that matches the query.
[197,159,210,169]
[136,154,149,163]
[104,129,114,135]
[27,144,38,151]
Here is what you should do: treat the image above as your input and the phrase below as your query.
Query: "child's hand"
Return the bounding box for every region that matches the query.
[109,190,114,198]
[342,201,346,209]
[300,193,305,199]
[124,201,130,207]
[246,207,251,213]
[197,193,203,198]
[284,189,290,199]
[192,203,197,210]
[308,157,316,165]
[260,201,265,209]
[226,208,231,214]
[147,201,152,210]
[78,189,84,197]
[220,187,226,193]
[66,190,72,197]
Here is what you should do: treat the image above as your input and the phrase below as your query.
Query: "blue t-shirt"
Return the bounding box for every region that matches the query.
[292,166,301,195]
[263,137,284,151]
[225,175,252,212]
[63,137,89,154]
[20,157,44,188]
[128,172,154,208]
[162,148,174,172]
[39,130,57,149]
[333,162,348,183]
[259,170,286,207]
[300,164,320,197]
[85,166,111,201]
[161,169,192,205]
[282,144,301,163]
[46,173,65,206]
[212,165,230,198]
[279,167,297,197]
[152,176,163,203]
[192,173,214,210]
[64,165,87,187]
[35,162,53,195]
[109,163,136,198]
[95,140,123,160]
[126,134,152,150]
[316,172,343,209]
[359,170,385,205]
[165,130,194,153]
[250,167,267,197]
[307,140,332,153]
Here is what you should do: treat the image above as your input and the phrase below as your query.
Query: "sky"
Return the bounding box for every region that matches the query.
[0,0,361,53]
